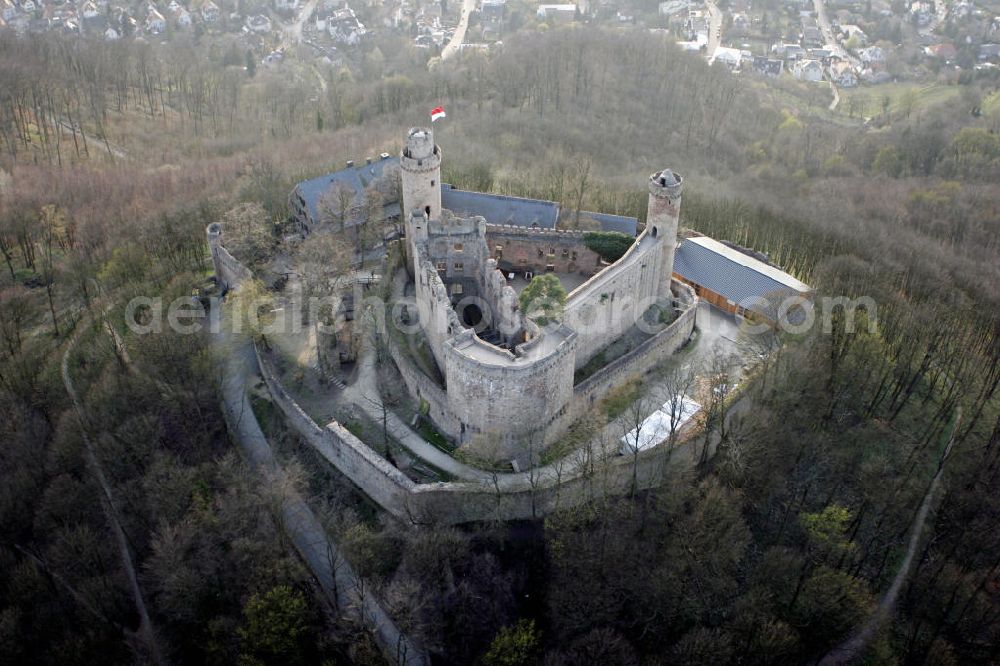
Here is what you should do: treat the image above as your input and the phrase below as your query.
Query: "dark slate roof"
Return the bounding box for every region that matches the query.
[582,211,639,236]
[294,156,400,224]
[441,185,560,229]
[673,236,810,319]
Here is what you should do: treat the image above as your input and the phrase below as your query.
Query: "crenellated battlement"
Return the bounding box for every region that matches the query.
[486,223,588,238]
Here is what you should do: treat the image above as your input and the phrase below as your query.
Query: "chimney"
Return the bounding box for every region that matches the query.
[346,160,354,168]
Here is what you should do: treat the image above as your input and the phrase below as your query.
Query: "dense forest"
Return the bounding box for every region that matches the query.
[1,26,999,665]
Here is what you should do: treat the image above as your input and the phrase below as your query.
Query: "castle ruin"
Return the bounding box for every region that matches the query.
[396,127,694,462]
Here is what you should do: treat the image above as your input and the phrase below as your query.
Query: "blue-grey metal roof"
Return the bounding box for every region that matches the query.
[673,238,803,318]
[441,185,560,229]
[294,157,400,224]
[583,211,639,236]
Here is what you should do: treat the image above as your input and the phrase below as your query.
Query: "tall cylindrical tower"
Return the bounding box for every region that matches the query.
[400,127,442,222]
[647,169,683,300]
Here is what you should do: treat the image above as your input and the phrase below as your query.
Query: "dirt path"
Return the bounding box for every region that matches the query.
[61,316,166,666]
[819,408,963,665]
[214,320,428,665]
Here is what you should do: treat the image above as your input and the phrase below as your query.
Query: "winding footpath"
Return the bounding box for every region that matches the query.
[61,315,166,666]
[819,408,963,665]
[215,323,428,665]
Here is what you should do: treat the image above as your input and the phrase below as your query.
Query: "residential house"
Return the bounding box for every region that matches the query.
[839,23,867,44]
[201,0,219,22]
[752,55,784,76]
[0,0,18,21]
[275,0,299,11]
[858,45,886,65]
[685,13,709,45]
[105,25,119,38]
[246,13,272,32]
[793,58,824,81]
[536,4,576,24]
[1,0,18,21]
[145,6,166,32]
[711,46,743,70]
[908,1,932,26]
[19,0,34,13]
[801,17,823,47]
[328,6,366,44]
[829,60,857,86]
[925,42,957,62]
[979,43,1000,62]
[81,0,101,18]
[174,7,191,26]
[773,42,806,60]
[658,0,687,17]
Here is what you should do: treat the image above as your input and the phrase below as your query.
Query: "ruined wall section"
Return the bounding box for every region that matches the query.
[207,223,252,291]
[413,255,464,373]
[478,257,522,345]
[485,225,604,276]
[423,214,490,301]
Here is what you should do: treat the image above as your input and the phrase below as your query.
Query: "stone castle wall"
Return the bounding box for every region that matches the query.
[485,225,603,276]
[443,325,578,459]
[256,331,717,526]
[563,228,666,368]
[387,278,698,464]
[571,281,697,414]
[207,223,253,291]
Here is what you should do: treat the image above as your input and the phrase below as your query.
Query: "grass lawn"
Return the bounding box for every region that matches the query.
[837,82,962,119]
[983,90,1000,116]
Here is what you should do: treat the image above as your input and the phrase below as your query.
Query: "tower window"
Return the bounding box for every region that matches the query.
[436,262,446,271]
[425,205,431,216]
[651,226,658,237]
[431,180,435,186]
[453,262,464,273]
[454,243,464,251]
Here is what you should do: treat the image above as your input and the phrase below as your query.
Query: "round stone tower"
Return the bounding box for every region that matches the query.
[647,169,683,300]
[400,127,442,222]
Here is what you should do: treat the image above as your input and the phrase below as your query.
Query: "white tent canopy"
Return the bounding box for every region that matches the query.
[619,397,701,455]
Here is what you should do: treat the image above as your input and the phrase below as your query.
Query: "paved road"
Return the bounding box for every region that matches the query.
[441,0,476,60]
[705,0,723,57]
[281,0,317,47]
[214,325,428,666]
[813,0,859,67]
[918,0,947,37]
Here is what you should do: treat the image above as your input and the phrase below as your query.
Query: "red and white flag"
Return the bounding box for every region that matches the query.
[430,106,446,122]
